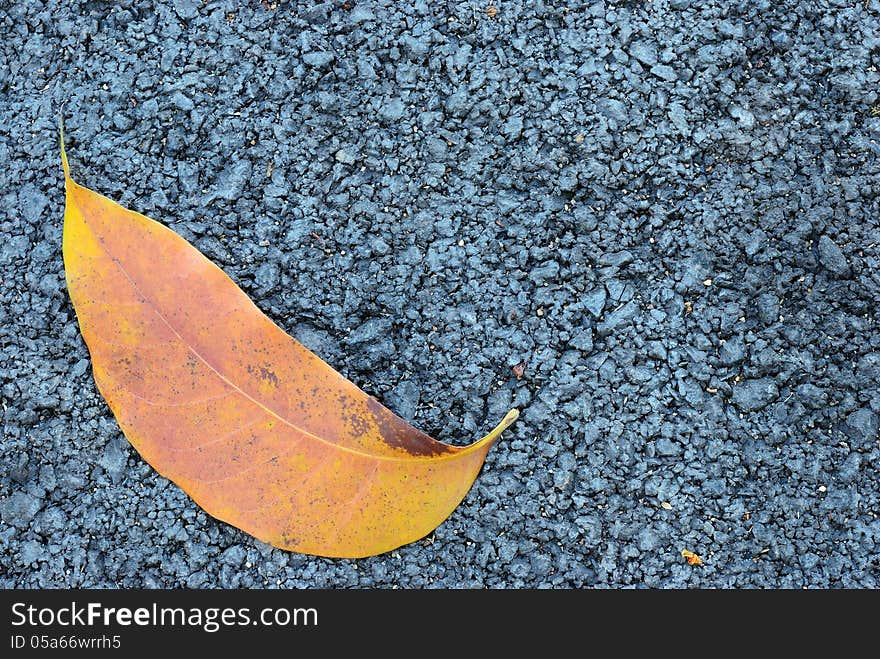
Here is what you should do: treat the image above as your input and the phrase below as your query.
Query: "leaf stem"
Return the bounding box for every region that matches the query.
[59,114,70,182]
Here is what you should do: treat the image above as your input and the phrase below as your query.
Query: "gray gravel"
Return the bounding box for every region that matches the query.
[2,0,879,588]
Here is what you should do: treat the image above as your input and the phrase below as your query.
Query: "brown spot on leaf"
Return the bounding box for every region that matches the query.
[259,366,279,387]
[365,397,452,457]
[347,413,370,438]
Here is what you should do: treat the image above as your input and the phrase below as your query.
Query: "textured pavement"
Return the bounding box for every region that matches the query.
[1,0,879,587]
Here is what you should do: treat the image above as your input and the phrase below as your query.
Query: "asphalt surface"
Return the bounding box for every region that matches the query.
[1,0,879,588]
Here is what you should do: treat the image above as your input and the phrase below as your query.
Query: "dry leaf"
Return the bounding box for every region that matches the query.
[681,549,703,565]
[60,123,518,558]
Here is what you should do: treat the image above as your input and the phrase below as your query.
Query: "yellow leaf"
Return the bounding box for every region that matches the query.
[681,549,703,565]
[60,120,518,558]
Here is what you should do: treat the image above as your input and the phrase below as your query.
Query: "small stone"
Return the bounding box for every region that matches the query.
[425,137,448,160]
[99,439,129,483]
[530,261,560,285]
[729,104,755,128]
[19,184,49,224]
[350,5,375,22]
[221,545,246,566]
[656,437,681,456]
[348,317,393,345]
[379,98,405,123]
[334,149,356,165]
[845,408,878,448]
[19,540,44,565]
[719,336,746,365]
[570,329,594,352]
[650,64,677,81]
[600,251,634,268]
[370,237,390,255]
[303,51,335,69]
[216,160,252,201]
[756,293,780,324]
[583,287,607,319]
[172,0,198,20]
[598,98,628,123]
[732,378,779,412]
[796,383,826,408]
[530,553,552,576]
[629,41,658,66]
[502,115,524,138]
[0,491,42,529]
[254,261,280,293]
[597,300,638,335]
[770,30,791,49]
[668,104,690,135]
[817,235,850,276]
[837,453,861,482]
[10,454,28,484]
[637,528,659,551]
[170,91,194,112]
[301,2,331,23]
[317,91,338,110]
[387,380,420,420]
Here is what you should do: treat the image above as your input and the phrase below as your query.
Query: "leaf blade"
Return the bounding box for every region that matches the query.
[62,133,517,558]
